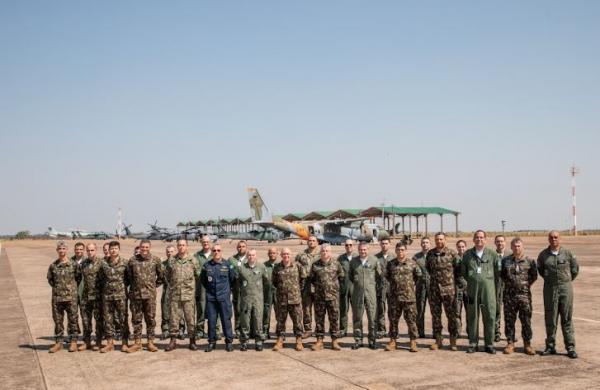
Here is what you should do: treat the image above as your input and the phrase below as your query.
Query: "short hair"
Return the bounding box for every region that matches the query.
[280,248,291,255]
[421,236,430,243]
[510,237,523,246]
[380,238,390,244]
[320,244,331,252]
[434,232,445,238]
[176,238,187,244]
[74,242,85,249]
[134,246,140,250]
[456,239,467,246]
[237,240,247,245]
[86,243,97,249]
[494,235,505,241]
[395,243,406,250]
[166,245,175,251]
[102,242,110,248]
[358,242,369,248]
[139,239,151,246]
[108,241,120,248]
[56,240,67,249]
[473,230,486,238]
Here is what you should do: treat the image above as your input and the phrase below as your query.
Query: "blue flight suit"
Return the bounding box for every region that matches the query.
[201,259,236,343]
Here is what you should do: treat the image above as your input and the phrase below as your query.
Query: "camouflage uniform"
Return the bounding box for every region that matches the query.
[47,259,81,341]
[238,262,268,342]
[272,261,306,337]
[501,254,537,342]
[309,259,344,339]
[194,250,218,336]
[375,251,394,337]
[99,256,129,340]
[72,255,85,335]
[79,255,104,345]
[228,253,247,336]
[495,250,512,341]
[127,254,164,340]
[337,252,355,336]
[161,258,185,335]
[385,258,421,340]
[349,255,383,344]
[295,248,319,332]
[426,247,459,339]
[455,254,468,334]
[537,247,579,351]
[262,259,278,338]
[164,254,199,337]
[412,251,430,337]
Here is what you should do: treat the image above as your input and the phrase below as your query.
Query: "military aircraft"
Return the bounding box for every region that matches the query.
[72,230,115,240]
[218,226,291,243]
[121,223,218,242]
[247,188,387,244]
[46,227,76,239]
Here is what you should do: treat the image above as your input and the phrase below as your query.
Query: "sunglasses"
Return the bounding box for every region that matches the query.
[213,249,222,252]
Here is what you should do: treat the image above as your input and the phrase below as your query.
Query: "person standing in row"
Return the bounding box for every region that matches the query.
[237,249,268,351]
[494,235,511,342]
[194,236,217,339]
[413,237,431,338]
[228,240,248,338]
[337,239,355,338]
[262,247,278,340]
[296,236,319,338]
[375,238,393,338]
[161,245,184,340]
[78,243,104,351]
[455,240,468,335]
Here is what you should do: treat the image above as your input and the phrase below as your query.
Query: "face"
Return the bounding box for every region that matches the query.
[380,240,390,253]
[247,250,257,265]
[74,245,85,258]
[165,246,176,258]
[474,232,486,248]
[201,237,211,251]
[109,245,120,257]
[395,246,406,260]
[421,239,430,252]
[86,245,96,258]
[548,231,560,248]
[103,245,109,256]
[212,246,223,261]
[511,240,524,257]
[281,250,291,265]
[434,234,445,249]
[134,248,140,255]
[56,246,68,258]
[320,246,331,262]
[359,244,368,258]
[177,240,187,256]
[237,242,247,255]
[456,241,467,256]
[344,240,354,254]
[267,248,278,261]
[495,236,506,252]
[140,242,151,257]
[307,236,318,249]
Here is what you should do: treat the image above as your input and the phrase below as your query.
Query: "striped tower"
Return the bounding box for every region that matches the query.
[571,166,579,236]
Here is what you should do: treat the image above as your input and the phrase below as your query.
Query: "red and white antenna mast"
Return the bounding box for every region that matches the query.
[571,165,580,236]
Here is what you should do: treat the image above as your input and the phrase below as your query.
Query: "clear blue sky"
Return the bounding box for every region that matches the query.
[1,1,599,235]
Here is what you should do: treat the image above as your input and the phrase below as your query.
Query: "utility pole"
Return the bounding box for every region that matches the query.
[501,220,507,233]
[571,165,580,236]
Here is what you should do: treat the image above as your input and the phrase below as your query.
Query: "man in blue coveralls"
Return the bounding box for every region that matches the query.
[201,244,236,352]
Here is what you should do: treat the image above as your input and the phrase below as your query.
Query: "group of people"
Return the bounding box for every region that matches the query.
[47,230,579,358]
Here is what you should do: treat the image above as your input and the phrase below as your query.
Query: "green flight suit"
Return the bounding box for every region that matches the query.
[412,251,429,337]
[375,251,394,336]
[537,247,579,350]
[238,262,268,343]
[228,253,247,336]
[337,252,355,336]
[459,247,500,348]
[262,259,278,338]
[349,255,383,344]
[495,249,512,340]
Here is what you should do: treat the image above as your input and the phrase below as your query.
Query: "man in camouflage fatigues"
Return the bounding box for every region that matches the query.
[375,238,394,338]
[161,245,185,339]
[538,231,579,359]
[426,233,459,351]
[272,248,306,351]
[350,242,383,350]
[126,239,164,353]
[78,243,105,351]
[72,241,86,335]
[47,241,81,353]
[309,244,344,351]
[413,237,431,338]
[98,241,129,352]
[494,235,511,342]
[228,240,248,338]
[296,236,319,337]
[385,243,421,352]
[337,239,355,337]
[455,240,468,335]
[262,247,278,339]
[165,239,200,351]
[238,249,268,351]
[501,237,537,355]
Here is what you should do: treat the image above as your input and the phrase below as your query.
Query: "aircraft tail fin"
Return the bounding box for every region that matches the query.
[247,187,270,222]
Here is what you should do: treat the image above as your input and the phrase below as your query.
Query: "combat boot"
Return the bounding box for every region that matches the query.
[272,336,284,351]
[121,338,129,353]
[100,339,114,353]
[331,338,341,351]
[302,331,311,339]
[189,337,197,351]
[503,342,515,354]
[68,340,78,352]
[49,341,63,353]
[165,337,177,352]
[409,339,418,352]
[524,341,535,356]
[146,339,158,352]
[93,337,103,351]
[430,336,443,350]
[78,339,88,352]
[311,338,324,351]
[450,337,458,351]
[127,338,142,353]
[295,336,304,351]
[384,339,397,351]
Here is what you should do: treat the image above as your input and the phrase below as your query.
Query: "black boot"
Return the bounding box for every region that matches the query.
[205,342,216,352]
[541,346,557,356]
[226,342,234,352]
[567,348,578,359]
[484,346,496,354]
[189,337,197,351]
[165,337,177,352]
